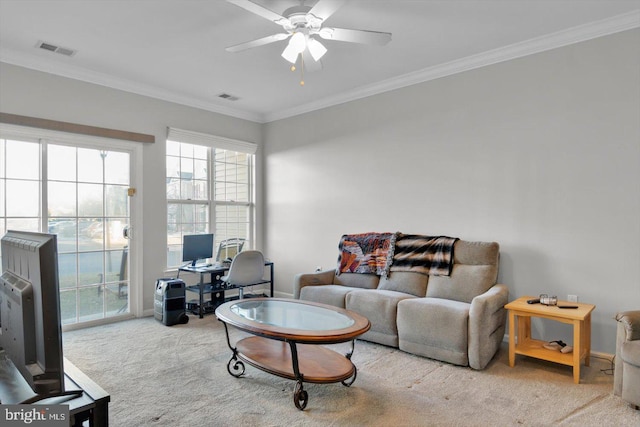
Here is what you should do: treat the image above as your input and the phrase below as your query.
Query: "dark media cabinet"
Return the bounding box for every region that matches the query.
[0,352,110,426]
[177,261,274,318]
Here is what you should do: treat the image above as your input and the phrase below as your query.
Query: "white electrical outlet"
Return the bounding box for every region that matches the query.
[568,294,578,303]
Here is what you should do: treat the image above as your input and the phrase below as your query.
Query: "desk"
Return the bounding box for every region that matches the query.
[177,261,274,318]
[0,353,110,426]
[505,296,595,384]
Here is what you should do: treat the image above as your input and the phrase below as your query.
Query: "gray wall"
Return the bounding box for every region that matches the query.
[1,29,638,354]
[263,29,640,354]
[0,62,263,315]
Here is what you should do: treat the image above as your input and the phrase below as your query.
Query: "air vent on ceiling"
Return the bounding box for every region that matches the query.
[36,41,77,57]
[217,93,240,101]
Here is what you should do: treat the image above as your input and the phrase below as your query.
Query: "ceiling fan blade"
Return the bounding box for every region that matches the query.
[308,0,346,21]
[319,27,392,45]
[226,0,290,26]
[226,33,290,53]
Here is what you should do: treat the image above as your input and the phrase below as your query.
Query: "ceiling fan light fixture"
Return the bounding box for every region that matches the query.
[281,43,299,63]
[289,32,306,53]
[307,37,327,61]
[225,0,392,85]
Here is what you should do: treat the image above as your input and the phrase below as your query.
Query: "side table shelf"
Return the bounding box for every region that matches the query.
[513,337,587,366]
[505,296,596,384]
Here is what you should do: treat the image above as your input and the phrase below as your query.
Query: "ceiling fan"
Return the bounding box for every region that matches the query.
[225,0,392,83]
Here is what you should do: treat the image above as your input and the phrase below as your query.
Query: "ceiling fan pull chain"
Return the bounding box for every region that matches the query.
[300,54,305,86]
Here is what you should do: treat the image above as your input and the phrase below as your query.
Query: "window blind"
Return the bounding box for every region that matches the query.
[1,113,154,143]
[167,127,257,154]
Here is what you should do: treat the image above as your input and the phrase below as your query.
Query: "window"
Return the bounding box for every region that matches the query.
[166,141,210,266]
[0,132,134,326]
[0,138,41,235]
[166,129,256,268]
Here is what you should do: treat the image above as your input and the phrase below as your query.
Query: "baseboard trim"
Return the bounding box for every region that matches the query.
[274,291,293,299]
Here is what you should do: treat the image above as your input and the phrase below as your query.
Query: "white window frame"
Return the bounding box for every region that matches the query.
[166,128,257,268]
[0,123,144,326]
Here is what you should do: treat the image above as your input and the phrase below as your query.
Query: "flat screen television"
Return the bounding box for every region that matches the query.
[182,233,214,267]
[0,230,65,403]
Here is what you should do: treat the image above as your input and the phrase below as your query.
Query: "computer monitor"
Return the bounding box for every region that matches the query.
[0,230,65,403]
[182,233,214,267]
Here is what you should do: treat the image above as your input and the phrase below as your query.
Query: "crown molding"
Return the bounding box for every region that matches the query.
[263,10,640,123]
[1,10,638,124]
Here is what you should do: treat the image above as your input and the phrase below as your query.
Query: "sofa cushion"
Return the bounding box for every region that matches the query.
[426,241,499,304]
[334,272,379,289]
[427,265,498,304]
[377,271,428,297]
[299,285,355,308]
[397,297,470,366]
[346,289,417,347]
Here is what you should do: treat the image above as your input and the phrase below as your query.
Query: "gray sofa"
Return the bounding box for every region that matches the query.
[293,240,508,370]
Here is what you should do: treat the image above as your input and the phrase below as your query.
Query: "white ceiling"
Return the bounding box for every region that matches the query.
[1,1,639,123]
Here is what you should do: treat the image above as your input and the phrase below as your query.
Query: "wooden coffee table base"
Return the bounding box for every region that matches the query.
[224,331,359,410]
[235,336,356,383]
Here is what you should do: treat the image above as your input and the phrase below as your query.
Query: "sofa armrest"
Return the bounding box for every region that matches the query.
[467,283,509,370]
[293,269,336,299]
[614,310,640,395]
[616,311,640,342]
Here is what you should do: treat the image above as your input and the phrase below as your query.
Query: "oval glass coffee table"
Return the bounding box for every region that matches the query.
[215,298,371,410]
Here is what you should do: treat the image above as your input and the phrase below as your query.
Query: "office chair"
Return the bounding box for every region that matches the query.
[97,246,128,299]
[117,246,128,299]
[216,238,246,262]
[221,250,265,299]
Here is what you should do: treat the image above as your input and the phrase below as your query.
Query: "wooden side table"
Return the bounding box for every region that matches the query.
[505,296,596,384]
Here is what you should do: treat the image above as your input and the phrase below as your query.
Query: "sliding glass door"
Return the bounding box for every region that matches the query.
[0,135,134,326]
[47,144,131,324]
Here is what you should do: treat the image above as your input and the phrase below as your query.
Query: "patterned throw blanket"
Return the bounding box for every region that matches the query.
[337,232,458,277]
[387,233,459,277]
[337,232,394,275]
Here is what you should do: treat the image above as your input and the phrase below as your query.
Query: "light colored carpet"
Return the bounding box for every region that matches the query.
[62,316,639,426]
